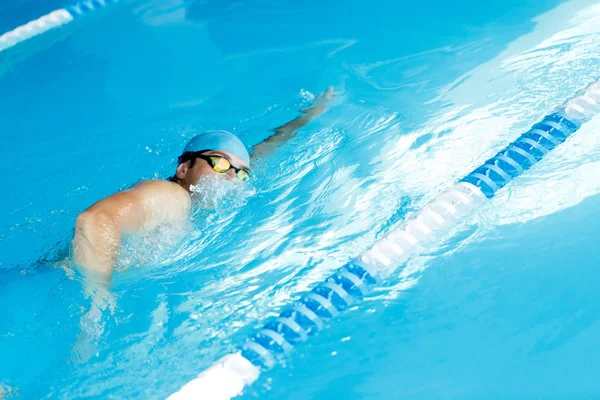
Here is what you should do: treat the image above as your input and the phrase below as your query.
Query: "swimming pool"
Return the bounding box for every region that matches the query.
[2,0,600,398]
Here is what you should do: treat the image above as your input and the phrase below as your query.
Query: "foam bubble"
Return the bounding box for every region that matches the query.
[190,175,256,213]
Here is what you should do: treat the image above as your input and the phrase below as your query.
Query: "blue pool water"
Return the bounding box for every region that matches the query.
[2,0,600,398]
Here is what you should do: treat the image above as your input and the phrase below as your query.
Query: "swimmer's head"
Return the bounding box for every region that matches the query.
[183,130,250,165]
[170,130,251,191]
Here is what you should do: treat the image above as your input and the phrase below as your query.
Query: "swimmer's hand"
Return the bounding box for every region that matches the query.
[301,86,336,118]
[251,86,337,159]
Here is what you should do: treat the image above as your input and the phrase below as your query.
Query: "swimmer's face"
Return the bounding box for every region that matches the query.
[176,150,250,186]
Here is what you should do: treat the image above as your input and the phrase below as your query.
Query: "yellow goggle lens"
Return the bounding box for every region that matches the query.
[209,156,250,182]
[237,169,250,182]
[210,156,231,173]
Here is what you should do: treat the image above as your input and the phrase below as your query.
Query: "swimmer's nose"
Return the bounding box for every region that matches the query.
[225,169,236,180]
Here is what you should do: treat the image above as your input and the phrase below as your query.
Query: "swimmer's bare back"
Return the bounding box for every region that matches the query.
[72,180,191,282]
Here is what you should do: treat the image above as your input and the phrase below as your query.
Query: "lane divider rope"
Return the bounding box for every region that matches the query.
[168,79,600,400]
[0,0,119,53]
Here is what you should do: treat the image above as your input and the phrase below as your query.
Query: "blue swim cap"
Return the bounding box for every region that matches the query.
[183,130,250,165]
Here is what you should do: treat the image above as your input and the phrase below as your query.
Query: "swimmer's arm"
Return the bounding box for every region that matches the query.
[72,191,139,283]
[71,180,189,283]
[251,87,336,160]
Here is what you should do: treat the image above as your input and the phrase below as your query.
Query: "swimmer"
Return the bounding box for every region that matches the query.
[72,87,336,282]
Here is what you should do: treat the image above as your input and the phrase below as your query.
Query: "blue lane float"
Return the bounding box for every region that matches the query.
[0,0,119,52]
[461,112,579,198]
[169,79,600,400]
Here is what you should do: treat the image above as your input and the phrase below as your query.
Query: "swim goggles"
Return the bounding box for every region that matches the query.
[196,153,250,182]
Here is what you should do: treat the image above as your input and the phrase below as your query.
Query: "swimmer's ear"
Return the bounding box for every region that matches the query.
[175,162,190,179]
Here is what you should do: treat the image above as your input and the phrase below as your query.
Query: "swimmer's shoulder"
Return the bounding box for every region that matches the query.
[133,180,190,204]
[129,180,191,226]
[134,179,186,191]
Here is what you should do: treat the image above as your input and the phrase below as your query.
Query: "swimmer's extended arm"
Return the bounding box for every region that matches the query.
[251,87,336,160]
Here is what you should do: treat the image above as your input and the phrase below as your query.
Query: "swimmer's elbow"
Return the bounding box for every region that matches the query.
[74,210,97,231]
[73,210,120,282]
[75,210,116,241]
